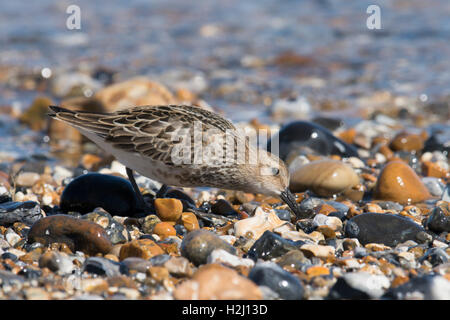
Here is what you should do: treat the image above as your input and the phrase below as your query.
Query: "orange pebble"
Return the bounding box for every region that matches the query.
[153,222,176,239]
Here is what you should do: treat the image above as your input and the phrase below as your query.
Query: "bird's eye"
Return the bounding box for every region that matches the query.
[272,167,280,175]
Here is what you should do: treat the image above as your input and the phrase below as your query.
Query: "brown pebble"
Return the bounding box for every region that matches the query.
[181,212,200,232]
[290,160,360,197]
[154,198,183,222]
[147,266,169,283]
[390,131,424,152]
[119,239,164,261]
[173,263,262,300]
[374,161,432,205]
[27,215,112,255]
[153,222,176,239]
[422,161,449,179]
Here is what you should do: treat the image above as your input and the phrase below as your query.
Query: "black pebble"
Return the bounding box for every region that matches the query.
[249,262,305,300]
[0,201,43,226]
[425,207,450,233]
[344,213,426,247]
[211,199,239,217]
[247,231,304,261]
[60,173,139,216]
[267,120,358,161]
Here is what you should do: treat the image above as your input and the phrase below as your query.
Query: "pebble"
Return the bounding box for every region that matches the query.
[267,121,358,161]
[119,239,165,260]
[181,212,199,232]
[274,209,291,222]
[154,198,183,222]
[15,172,40,187]
[153,222,176,239]
[300,244,335,259]
[345,213,426,247]
[0,201,43,226]
[141,215,162,234]
[38,251,75,275]
[164,256,193,277]
[383,275,450,300]
[5,229,21,247]
[313,214,343,231]
[82,257,127,277]
[297,197,324,219]
[27,215,113,255]
[211,199,239,217]
[290,160,360,197]
[180,229,236,266]
[420,248,449,267]
[443,184,450,202]
[425,207,450,233]
[248,261,305,300]
[422,177,445,197]
[328,272,390,299]
[173,263,262,300]
[234,207,285,239]
[121,257,152,273]
[60,173,139,216]
[389,131,424,152]
[94,77,176,112]
[207,249,255,268]
[246,231,304,261]
[374,161,432,204]
[275,250,310,269]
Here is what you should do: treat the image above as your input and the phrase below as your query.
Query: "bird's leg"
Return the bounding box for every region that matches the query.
[156,184,170,198]
[280,188,308,219]
[126,167,148,210]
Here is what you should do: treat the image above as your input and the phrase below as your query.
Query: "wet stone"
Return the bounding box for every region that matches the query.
[426,207,450,233]
[211,199,239,217]
[60,173,139,216]
[82,257,127,277]
[327,272,390,299]
[27,215,113,255]
[290,160,360,197]
[275,250,311,270]
[149,254,171,266]
[119,239,165,260]
[0,201,43,226]
[383,275,450,300]
[419,248,449,267]
[275,209,291,222]
[0,270,24,286]
[38,251,75,275]
[121,257,152,273]
[180,229,236,266]
[296,219,316,234]
[83,209,129,245]
[173,263,262,300]
[267,120,358,161]
[247,231,304,261]
[164,189,197,211]
[443,184,450,202]
[154,198,183,222]
[345,213,426,247]
[374,161,431,205]
[422,177,445,197]
[297,197,324,219]
[249,261,305,300]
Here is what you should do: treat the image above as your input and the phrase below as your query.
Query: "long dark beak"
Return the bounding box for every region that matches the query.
[280,188,304,219]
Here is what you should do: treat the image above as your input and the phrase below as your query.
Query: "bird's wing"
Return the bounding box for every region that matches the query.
[49,105,237,165]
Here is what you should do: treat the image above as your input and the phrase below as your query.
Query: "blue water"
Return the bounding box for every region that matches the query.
[0,0,449,159]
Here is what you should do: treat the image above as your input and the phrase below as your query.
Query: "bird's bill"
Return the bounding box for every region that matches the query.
[280,188,303,219]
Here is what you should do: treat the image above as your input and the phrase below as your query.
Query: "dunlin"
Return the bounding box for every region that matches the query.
[48,105,301,216]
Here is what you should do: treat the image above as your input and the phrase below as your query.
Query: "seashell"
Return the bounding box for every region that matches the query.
[234,207,285,239]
